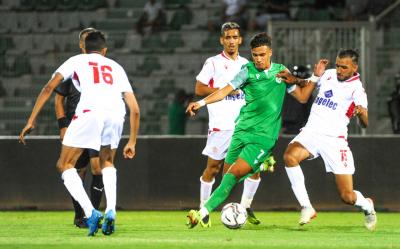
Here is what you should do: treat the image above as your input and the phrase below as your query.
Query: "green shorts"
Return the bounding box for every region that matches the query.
[225,131,276,174]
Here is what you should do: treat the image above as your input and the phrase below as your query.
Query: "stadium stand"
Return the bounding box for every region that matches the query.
[0,0,399,135]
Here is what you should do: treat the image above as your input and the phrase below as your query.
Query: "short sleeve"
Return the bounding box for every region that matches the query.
[228,66,248,89]
[117,66,133,93]
[54,56,77,81]
[353,84,368,108]
[196,58,214,85]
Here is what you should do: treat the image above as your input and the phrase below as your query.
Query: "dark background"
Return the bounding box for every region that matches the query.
[0,136,399,211]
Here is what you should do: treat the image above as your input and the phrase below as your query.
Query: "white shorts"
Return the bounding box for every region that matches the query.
[63,110,124,151]
[202,130,234,160]
[290,128,355,174]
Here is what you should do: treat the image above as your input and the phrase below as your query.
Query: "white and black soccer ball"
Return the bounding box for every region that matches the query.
[221,202,247,229]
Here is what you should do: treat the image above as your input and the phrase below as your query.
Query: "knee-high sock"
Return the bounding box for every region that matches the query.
[204,173,237,214]
[241,177,261,209]
[90,175,104,210]
[200,176,214,208]
[285,166,312,208]
[354,190,373,213]
[62,168,94,218]
[102,167,117,213]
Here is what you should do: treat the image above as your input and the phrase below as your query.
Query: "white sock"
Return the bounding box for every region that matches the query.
[285,166,312,208]
[200,176,214,208]
[240,177,261,209]
[62,168,94,217]
[102,166,117,213]
[199,207,209,219]
[354,190,373,213]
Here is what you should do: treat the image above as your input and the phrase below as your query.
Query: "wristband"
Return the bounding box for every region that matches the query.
[309,74,320,83]
[57,117,69,129]
[196,99,206,107]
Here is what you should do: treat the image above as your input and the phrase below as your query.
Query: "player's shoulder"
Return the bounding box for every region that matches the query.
[270,62,286,71]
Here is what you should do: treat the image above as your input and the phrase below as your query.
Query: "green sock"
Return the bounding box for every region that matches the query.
[204,173,238,212]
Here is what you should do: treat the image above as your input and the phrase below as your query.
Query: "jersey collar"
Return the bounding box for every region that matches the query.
[342,72,360,83]
[221,51,239,61]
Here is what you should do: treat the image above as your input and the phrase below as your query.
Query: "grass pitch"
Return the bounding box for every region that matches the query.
[0,211,399,249]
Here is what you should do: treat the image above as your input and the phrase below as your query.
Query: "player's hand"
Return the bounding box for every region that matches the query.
[276,70,297,84]
[185,102,201,117]
[123,142,136,159]
[313,59,329,77]
[19,123,34,145]
[228,90,241,96]
[59,127,67,141]
[353,105,367,117]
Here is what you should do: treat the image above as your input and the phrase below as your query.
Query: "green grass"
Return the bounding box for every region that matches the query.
[0,211,399,249]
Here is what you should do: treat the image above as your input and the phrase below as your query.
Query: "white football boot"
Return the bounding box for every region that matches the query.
[299,206,317,225]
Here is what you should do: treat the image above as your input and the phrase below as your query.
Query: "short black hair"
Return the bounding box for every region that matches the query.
[220,22,241,36]
[84,31,106,53]
[337,49,359,64]
[78,27,96,41]
[250,32,272,49]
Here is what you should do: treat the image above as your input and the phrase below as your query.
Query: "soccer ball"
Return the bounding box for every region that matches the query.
[220,203,247,229]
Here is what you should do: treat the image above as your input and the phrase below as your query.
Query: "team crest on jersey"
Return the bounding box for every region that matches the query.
[275,77,282,83]
[324,90,333,98]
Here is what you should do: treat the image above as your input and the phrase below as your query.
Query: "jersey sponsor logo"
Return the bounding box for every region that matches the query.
[256,74,260,79]
[225,92,245,101]
[314,96,338,110]
[324,90,333,98]
[275,77,282,84]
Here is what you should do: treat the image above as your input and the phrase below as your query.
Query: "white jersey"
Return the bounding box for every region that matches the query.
[196,51,248,131]
[55,53,133,117]
[304,69,368,136]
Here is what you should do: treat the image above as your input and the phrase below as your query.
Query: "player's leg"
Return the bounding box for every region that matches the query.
[58,145,102,236]
[88,149,103,210]
[334,174,376,231]
[99,146,117,235]
[71,149,90,228]
[223,156,262,224]
[283,142,316,225]
[199,130,231,208]
[241,172,261,225]
[200,157,224,208]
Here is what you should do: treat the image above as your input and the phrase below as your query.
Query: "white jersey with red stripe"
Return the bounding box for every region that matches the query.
[196,51,248,131]
[304,69,367,137]
[55,53,133,117]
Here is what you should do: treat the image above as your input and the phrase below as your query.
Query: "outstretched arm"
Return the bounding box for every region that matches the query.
[19,73,64,144]
[186,84,234,116]
[122,91,140,159]
[278,59,329,103]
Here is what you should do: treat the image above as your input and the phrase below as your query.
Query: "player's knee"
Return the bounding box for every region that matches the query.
[283,151,298,166]
[339,191,356,205]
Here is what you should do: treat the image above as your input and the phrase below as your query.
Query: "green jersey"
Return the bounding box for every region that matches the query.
[229,62,292,140]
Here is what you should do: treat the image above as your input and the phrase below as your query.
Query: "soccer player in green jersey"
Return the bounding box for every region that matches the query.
[185,32,328,228]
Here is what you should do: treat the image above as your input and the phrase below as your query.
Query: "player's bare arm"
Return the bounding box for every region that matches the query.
[354,105,368,128]
[55,93,67,140]
[123,91,140,159]
[195,81,219,97]
[186,84,234,116]
[19,73,64,145]
[196,80,239,97]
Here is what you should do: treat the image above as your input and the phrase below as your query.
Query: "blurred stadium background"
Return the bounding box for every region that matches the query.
[0,0,399,136]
